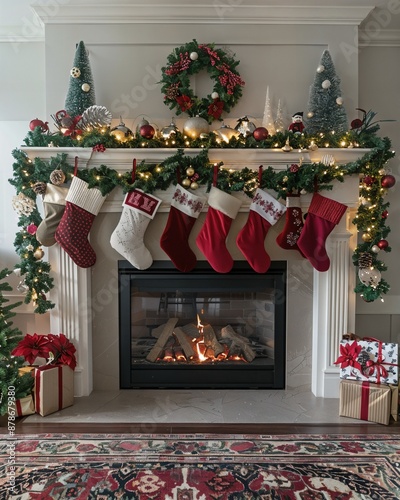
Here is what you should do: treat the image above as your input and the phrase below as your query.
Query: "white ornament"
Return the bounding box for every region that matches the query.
[360,197,371,207]
[371,245,380,253]
[336,97,343,105]
[322,80,331,89]
[358,267,381,288]
[190,52,198,61]
[81,83,90,92]
[307,111,314,118]
[379,168,386,175]
[317,65,325,73]
[70,67,81,78]
[211,91,219,100]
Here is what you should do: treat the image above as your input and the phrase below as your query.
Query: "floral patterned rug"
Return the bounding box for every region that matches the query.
[1,433,399,499]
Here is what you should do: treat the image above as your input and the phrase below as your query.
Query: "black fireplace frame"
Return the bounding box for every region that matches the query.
[118,260,287,389]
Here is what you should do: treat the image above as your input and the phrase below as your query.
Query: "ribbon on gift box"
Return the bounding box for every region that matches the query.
[334,342,362,371]
[361,381,370,421]
[361,339,398,384]
[34,365,63,413]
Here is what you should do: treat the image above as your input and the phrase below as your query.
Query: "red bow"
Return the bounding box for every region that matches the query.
[362,340,397,383]
[334,342,362,371]
[62,115,82,139]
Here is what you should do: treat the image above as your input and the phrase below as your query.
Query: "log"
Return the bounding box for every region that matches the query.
[151,318,179,338]
[146,318,179,362]
[174,347,186,362]
[181,323,200,339]
[203,324,225,357]
[221,325,256,362]
[173,327,195,360]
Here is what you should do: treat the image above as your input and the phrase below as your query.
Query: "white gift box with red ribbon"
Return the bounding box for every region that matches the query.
[335,338,398,385]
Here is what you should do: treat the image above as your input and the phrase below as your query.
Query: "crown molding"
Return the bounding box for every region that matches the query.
[31,4,375,26]
[359,28,400,46]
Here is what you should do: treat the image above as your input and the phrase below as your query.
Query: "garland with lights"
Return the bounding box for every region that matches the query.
[8,121,395,313]
[159,39,245,123]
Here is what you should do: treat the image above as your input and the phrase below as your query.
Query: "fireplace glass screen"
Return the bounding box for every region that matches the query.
[119,261,286,389]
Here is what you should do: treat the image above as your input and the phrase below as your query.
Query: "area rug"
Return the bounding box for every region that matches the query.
[1,433,400,499]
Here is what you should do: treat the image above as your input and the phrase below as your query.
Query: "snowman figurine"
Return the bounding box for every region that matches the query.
[288,112,305,134]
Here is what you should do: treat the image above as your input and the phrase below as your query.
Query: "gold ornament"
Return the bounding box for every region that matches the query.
[362,233,372,242]
[34,248,45,260]
[110,119,133,142]
[183,115,209,139]
[186,167,195,177]
[281,137,292,152]
[190,181,199,190]
[182,178,191,187]
[214,123,240,143]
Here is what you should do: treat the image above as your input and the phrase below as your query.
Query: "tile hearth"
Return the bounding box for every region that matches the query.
[23,387,358,425]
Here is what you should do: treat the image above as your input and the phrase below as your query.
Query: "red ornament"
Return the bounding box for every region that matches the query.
[29,118,49,133]
[253,127,269,141]
[381,174,396,189]
[377,239,389,250]
[381,210,389,219]
[363,175,374,186]
[350,118,363,130]
[140,124,155,139]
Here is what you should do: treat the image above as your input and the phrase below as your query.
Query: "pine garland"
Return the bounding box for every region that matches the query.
[8,126,395,312]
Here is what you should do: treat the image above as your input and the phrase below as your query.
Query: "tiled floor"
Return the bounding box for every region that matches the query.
[23,386,359,425]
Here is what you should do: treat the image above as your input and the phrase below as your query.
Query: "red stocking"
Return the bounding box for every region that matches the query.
[276,194,304,254]
[297,192,347,272]
[196,186,242,273]
[237,189,286,273]
[160,185,205,272]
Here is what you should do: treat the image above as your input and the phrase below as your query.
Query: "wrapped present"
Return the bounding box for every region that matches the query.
[18,366,36,376]
[34,365,74,416]
[335,338,398,385]
[390,385,398,422]
[339,379,391,425]
[14,394,35,417]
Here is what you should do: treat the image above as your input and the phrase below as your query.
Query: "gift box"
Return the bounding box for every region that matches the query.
[339,379,391,425]
[14,394,35,417]
[335,338,398,385]
[390,385,398,422]
[34,365,74,416]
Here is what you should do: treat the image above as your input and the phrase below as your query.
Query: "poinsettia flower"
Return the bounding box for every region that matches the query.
[47,333,77,370]
[11,333,51,365]
[176,95,193,111]
[334,342,362,371]
[207,99,224,120]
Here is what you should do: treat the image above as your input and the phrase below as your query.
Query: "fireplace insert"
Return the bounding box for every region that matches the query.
[118,261,287,389]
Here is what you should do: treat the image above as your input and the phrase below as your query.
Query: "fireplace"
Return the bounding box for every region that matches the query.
[118,261,287,389]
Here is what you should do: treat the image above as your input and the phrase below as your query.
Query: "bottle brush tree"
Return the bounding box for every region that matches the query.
[306,49,348,135]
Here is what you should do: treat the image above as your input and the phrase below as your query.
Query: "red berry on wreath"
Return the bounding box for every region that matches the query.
[381,174,396,188]
[253,127,269,141]
[377,239,389,250]
[140,124,155,139]
[381,210,389,219]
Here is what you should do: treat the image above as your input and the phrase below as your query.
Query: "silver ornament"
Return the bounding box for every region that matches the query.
[81,83,90,92]
[110,119,133,142]
[235,116,256,137]
[214,123,240,143]
[183,115,209,139]
[17,280,29,294]
[161,119,178,139]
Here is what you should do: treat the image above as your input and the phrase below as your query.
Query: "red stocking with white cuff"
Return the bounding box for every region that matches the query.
[297,192,347,272]
[196,186,242,273]
[160,185,205,272]
[237,189,286,273]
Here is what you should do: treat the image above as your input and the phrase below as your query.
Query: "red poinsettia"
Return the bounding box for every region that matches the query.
[11,333,51,365]
[207,99,224,120]
[12,332,77,370]
[176,95,193,111]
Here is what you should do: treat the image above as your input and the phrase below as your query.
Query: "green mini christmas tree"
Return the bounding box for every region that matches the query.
[65,41,96,117]
[306,49,348,135]
[0,268,34,416]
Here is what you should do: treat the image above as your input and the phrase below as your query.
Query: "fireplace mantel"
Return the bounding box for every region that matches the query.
[23,147,364,398]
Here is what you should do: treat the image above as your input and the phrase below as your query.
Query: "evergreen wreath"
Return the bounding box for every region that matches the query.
[160,39,245,123]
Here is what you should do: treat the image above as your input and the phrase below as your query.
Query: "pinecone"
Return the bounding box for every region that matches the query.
[50,169,66,185]
[32,181,47,195]
[78,105,112,131]
[358,252,373,269]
